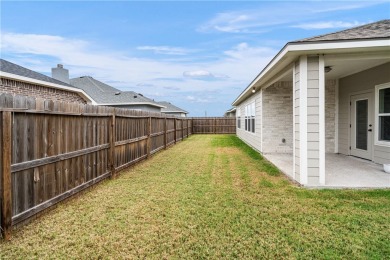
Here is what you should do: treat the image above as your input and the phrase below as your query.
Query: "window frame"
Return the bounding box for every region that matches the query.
[244,102,255,133]
[237,108,241,129]
[375,82,390,147]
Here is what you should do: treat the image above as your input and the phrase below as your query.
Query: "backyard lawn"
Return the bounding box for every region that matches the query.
[1,135,389,259]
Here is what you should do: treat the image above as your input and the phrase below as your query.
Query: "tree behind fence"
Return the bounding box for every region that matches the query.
[0,93,235,239]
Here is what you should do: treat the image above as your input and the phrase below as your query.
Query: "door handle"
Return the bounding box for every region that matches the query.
[368,129,372,132]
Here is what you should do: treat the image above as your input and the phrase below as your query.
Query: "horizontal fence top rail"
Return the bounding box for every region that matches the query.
[0,93,235,240]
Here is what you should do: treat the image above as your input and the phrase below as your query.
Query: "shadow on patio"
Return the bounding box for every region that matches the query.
[265,153,390,188]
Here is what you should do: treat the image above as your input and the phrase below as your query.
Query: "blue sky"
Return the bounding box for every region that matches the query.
[1,1,389,116]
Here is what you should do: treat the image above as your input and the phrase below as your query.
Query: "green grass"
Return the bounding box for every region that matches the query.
[1,134,389,259]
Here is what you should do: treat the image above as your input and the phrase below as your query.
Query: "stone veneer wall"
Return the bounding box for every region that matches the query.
[325,80,336,153]
[0,78,87,104]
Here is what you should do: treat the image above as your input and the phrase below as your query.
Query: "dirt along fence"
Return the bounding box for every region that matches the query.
[0,93,235,239]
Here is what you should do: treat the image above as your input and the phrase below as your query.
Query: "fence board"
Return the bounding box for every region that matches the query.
[0,93,236,239]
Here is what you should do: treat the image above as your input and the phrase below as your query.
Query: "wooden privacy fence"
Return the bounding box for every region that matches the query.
[0,94,236,239]
[191,117,236,134]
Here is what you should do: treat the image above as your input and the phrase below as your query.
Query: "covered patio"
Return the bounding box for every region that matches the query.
[265,153,389,188]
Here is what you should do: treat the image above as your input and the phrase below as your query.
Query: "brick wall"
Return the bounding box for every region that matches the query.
[262,81,293,153]
[0,78,87,104]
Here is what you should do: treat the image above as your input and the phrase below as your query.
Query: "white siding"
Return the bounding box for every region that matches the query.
[294,60,301,181]
[236,91,262,152]
[338,62,390,164]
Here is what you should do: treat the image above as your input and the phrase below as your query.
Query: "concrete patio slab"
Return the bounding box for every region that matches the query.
[264,153,390,188]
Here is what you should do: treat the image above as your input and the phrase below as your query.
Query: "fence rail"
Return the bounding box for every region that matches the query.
[0,94,235,239]
[191,117,236,134]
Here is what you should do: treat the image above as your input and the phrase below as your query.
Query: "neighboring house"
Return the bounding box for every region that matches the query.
[47,64,164,112]
[224,107,236,117]
[0,59,92,104]
[157,101,188,117]
[232,20,390,187]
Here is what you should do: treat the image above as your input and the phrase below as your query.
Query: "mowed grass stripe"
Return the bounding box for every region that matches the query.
[1,135,389,259]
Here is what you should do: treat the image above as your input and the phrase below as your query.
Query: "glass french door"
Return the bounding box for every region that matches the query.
[351,93,373,160]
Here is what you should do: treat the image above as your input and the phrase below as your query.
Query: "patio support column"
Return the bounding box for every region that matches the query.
[293,55,325,185]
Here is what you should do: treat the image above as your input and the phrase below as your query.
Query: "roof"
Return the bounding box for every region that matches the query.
[157,101,188,114]
[232,20,390,106]
[294,20,390,43]
[0,59,75,88]
[70,76,164,107]
[226,107,236,113]
[0,59,94,103]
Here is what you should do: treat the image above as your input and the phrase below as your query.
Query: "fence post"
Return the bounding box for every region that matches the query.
[181,119,184,139]
[192,118,194,134]
[214,118,217,134]
[1,111,12,240]
[147,116,152,157]
[186,119,188,138]
[174,119,177,144]
[109,114,116,179]
[164,117,167,149]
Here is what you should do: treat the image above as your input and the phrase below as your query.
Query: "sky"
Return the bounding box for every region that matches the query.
[1,1,389,116]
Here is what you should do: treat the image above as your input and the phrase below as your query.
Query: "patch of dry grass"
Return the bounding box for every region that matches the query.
[1,135,389,259]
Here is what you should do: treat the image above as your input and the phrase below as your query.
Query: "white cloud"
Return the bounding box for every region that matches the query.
[198,1,382,34]
[183,70,213,78]
[137,46,195,55]
[292,21,366,30]
[0,32,277,115]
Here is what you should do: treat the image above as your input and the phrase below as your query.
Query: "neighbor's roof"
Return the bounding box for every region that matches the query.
[232,20,390,106]
[157,101,188,114]
[1,59,76,88]
[0,59,93,103]
[70,76,165,107]
[226,107,236,113]
[294,20,390,43]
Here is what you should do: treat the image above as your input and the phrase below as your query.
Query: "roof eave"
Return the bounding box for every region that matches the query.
[0,71,96,104]
[232,38,390,106]
[97,102,166,108]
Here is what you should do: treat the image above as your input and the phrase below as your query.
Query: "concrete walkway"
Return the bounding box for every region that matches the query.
[264,153,390,188]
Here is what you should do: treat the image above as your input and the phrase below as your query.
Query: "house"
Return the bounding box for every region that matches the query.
[0,59,92,104]
[157,101,188,117]
[232,20,390,187]
[224,107,236,117]
[47,64,164,112]
[69,75,165,112]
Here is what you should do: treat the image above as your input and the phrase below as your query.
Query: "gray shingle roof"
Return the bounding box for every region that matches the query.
[293,19,390,43]
[157,101,188,114]
[70,76,163,107]
[0,59,75,88]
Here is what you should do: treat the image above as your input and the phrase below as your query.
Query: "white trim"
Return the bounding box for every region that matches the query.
[375,82,390,147]
[0,71,96,104]
[232,38,390,106]
[335,79,339,153]
[98,102,165,108]
[299,56,308,185]
[260,88,263,153]
[319,56,325,185]
[162,110,188,114]
[292,64,296,180]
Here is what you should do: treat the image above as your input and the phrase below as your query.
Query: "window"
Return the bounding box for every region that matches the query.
[237,108,241,129]
[375,83,390,146]
[244,102,255,133]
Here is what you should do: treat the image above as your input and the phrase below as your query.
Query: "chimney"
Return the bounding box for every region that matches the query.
[51,64,70,84]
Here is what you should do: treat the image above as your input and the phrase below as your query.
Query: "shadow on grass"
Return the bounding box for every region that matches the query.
[211,135,280,176]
